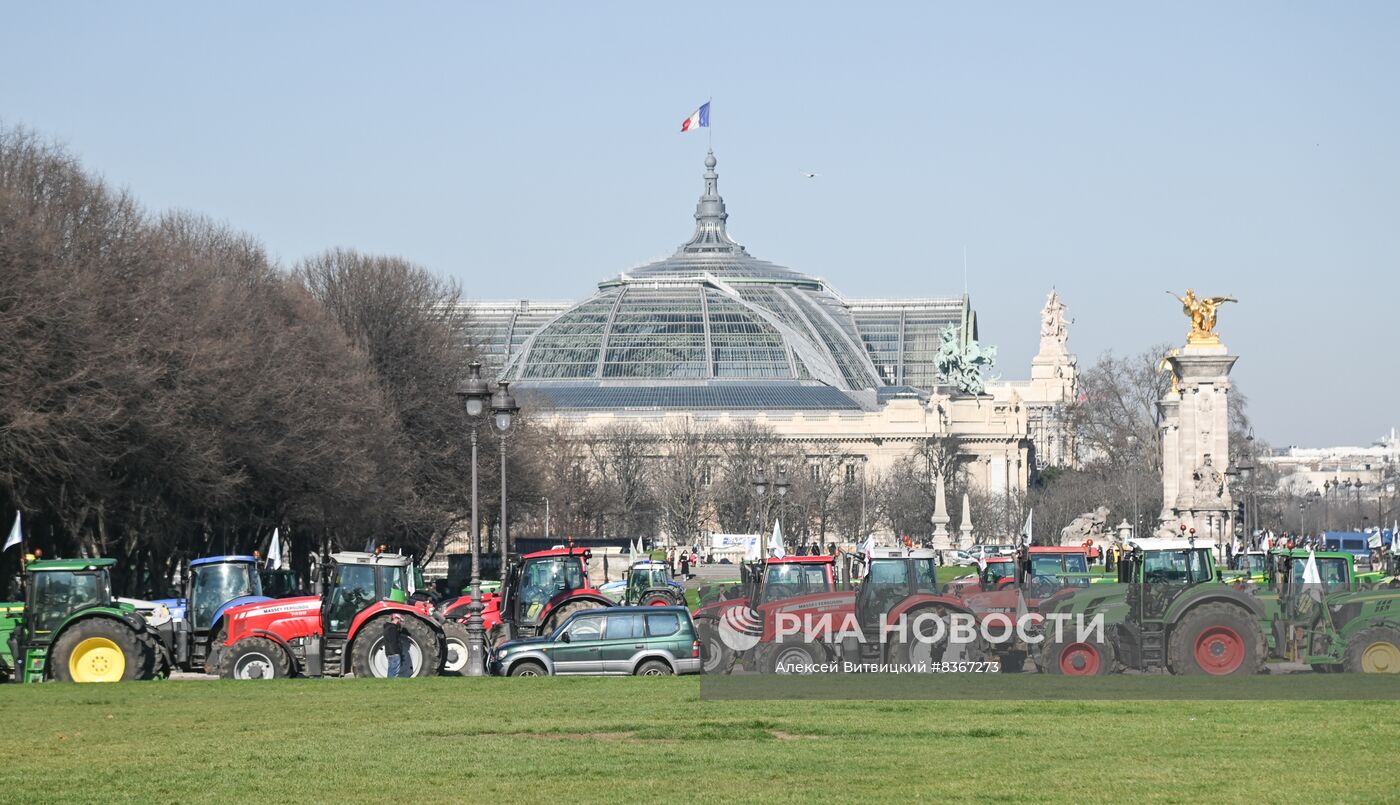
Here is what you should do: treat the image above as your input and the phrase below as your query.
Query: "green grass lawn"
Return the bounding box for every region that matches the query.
[1,677,1395,803]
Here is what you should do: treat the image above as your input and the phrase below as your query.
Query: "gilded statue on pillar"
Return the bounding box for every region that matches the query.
[1168,289,1236,345]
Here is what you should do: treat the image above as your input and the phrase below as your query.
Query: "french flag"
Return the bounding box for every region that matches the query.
[680,102,710,133]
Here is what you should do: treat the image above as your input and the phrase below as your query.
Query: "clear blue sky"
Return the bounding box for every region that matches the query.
[4,2,1396,447]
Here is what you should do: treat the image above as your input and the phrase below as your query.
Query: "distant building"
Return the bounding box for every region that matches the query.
[454,152,1079,527]
[1263,428,1400,496]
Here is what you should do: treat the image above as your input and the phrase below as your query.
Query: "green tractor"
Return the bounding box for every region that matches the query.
[620,560,686,606]
[1,558,166,683]
[1261,549,1400,673]
[1036,538,1267,676]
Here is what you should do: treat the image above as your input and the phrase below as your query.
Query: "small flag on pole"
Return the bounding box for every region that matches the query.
[768,518,786,559]
[681,102,710,133]
[266,528,283,570]
[3,512,20,552]
[1021,508,1034,546]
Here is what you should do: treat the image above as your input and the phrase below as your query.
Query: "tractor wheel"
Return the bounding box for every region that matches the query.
[352,616,443,678]
[509,660,547,677]
[204,625,228,675]
[135,630,170,680]
[51,619,145,683]
[756,640,826,674]
[1344,626,1400,673]
[694,617,732,675]
[889,605,982,670]
[220,637,291,680]
[1167,602,1265,676]
[1041,636,1114,676]
[636,659,673,676]
[640,590,679,607]
[545,599,611,633]
[441,622,471,676]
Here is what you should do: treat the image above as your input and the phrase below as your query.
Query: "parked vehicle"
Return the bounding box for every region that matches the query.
[490,606,700,677]
[1,558,166,683]
[620,560,686,606]
[748,549,981,673]
[1260,549,1400,673]
[439,546,614,653]
[218,551,447,680]
[1034,539,1267,677]
[148,555,272,674]
[691,555,836,673]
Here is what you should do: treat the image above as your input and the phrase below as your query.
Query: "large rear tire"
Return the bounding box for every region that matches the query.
[352,616,443,678]
[1167,602,1264,676]
[889,605,982,669]
[695,617,732,674]
[52,619,145,683]
[543,599,610,634]
[756,640,826,674]
[1344,626,1400,673]
[220,636,291,680]
[441,622,470,676]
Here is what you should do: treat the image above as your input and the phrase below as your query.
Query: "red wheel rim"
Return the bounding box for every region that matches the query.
[1059,642,1100,675]
[647,599,668,606]
[1193,626,1244,674]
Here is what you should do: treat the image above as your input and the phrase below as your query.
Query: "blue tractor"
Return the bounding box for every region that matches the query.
[148,556,272,674]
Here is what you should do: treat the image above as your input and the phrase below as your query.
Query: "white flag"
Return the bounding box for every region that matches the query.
[266,528,283,570]
[3,512,20,552]
[769,519,786,559]
[860,534,877,558]
[1021,508,1034,546]
[1302,548,1323,602]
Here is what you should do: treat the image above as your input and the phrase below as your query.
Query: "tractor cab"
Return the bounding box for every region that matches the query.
[1269,549,1355,624]
[622,560,683,606]
[259,568,302,598]
[318,552,420,634]
[1120,540,1217,621]
[491,547,613,642]
[854,550,940,633]
[186,556,263,633]
[23,560,116,636]
[748,556,835,606]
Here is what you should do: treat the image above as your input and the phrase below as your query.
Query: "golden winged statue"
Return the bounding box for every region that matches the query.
[1168,289,1237,344]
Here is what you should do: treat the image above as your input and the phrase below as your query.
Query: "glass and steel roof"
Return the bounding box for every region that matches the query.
[502,152,887,406]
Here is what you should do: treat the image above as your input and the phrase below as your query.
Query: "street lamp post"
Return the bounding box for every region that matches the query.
[454,362,492,677]
[492,381,520,574]
[775,464,790,543]
[1127,435,1140,539]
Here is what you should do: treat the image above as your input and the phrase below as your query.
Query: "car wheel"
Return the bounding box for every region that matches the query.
[510,660,547,677]
[636,659,672,676]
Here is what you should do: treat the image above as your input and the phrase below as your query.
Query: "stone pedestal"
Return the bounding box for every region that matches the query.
[1157,342,1237,550]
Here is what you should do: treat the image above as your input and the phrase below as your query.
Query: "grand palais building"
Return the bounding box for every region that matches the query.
[459,152,1079,505]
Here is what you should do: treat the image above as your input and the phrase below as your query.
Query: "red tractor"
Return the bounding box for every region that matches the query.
[217,551,446,680]
[692,555,846,673]
[438,547,614,652]
[949,546,1096,672]
[741,549,984,673]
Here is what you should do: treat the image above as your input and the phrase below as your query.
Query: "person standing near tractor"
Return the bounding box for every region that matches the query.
[384,613,412,678]
[679,552,691,579]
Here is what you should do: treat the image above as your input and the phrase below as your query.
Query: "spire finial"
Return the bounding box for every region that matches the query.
[679,151,746,256]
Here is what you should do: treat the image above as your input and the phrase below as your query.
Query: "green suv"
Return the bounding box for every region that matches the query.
[490,606,700,677]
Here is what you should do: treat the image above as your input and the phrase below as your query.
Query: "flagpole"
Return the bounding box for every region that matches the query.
[707,97,713,149]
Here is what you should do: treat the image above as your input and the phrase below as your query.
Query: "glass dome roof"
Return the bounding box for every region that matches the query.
[503,152,884,404]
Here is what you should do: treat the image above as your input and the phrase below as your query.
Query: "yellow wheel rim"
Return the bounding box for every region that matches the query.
[69,637,126,683]
[1361,641,1400,674]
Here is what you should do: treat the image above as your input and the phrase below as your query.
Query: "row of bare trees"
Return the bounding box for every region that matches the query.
[504,421,1007,549]
[0,127,487,594]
